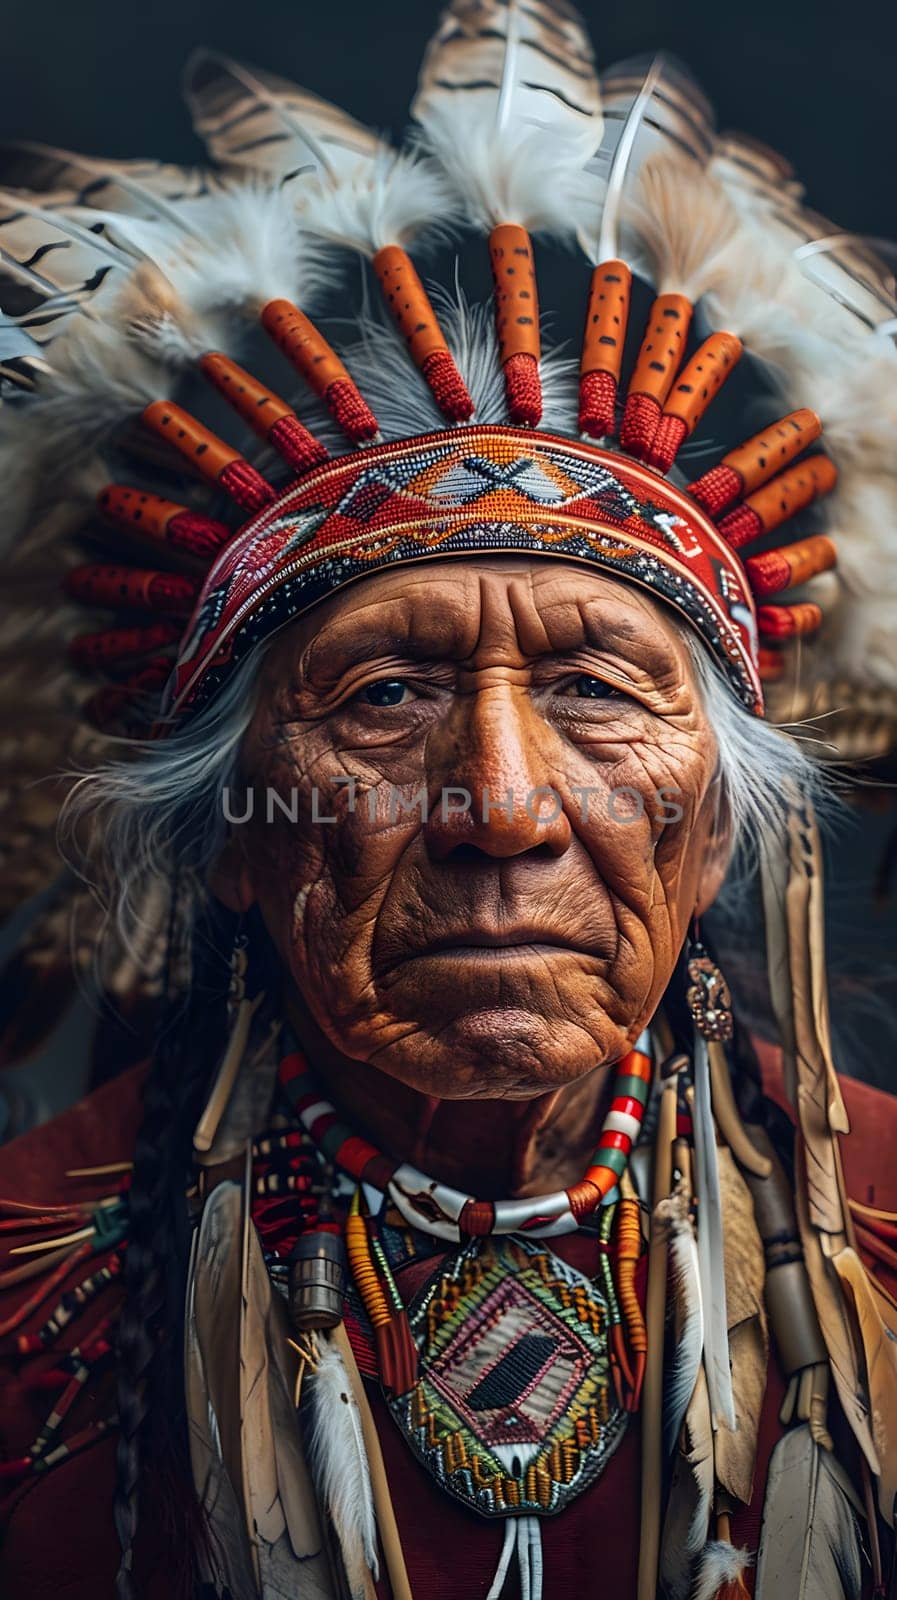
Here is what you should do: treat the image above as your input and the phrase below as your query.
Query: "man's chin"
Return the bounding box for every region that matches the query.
[365,1005,627,1100]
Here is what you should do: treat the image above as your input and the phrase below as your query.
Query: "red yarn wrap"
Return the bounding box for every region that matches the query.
[619,393,662,458]
[166,509,232,557]
[217,459,276,514]
[69,622,180,672]
[421,349,475,422]
[324,378,379,443]
[687,462,743,516]
[268,414,330,474]
[758,648,785,681]
[374,1315,419,1399]
[578,369,617,438]
[745,535,837,598]
[757,603,822,638]
[503,351,542,427]
[566,1179,603,1223]
[645,414,688,473]
[744,550,794,598]
[458,1199,496,1237]
[716,503,764,550]
[97,486,231,557]
[65,566,199,617]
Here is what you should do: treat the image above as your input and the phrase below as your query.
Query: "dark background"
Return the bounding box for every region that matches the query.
[0,0,895,1122]
[0,0,895,241]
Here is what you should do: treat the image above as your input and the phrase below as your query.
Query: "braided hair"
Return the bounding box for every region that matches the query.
[113,890,234,1599]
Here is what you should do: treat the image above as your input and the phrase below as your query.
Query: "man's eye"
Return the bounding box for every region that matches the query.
[566,674,614,700]
[359,679,412,707]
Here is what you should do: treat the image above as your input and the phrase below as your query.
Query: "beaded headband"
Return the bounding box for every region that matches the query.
[71,325,836,731]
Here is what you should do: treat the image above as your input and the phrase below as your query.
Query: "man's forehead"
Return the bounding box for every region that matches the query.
[288,560,684,671]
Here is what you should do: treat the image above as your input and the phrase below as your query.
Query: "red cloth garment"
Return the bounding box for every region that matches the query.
[0,1058,894,1598]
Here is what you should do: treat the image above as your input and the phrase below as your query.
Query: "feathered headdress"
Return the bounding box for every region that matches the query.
[1,3,896,1591]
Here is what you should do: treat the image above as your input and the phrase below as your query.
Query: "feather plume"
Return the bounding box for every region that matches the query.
[411,0,603,238]
[693,1035,736,1430]
[692,1542,751,1600]
[296,148,458,256]
[715,1147,768,1506]
[0,186,134,336]
[832,1246,897,1524]
[657,1186,704,1456]
[0,181,324,548]
[185,50,381,181]
[754,1423,863,1599]
[794,1137,879,1477]
[184,1216,259,1599]
[624,154,740,302]
[768,796,880,1478]
[712,133,896,341]
[186,1167,333,1598]
[0,141,214,228]
[309,1333,379,1600]
[660,1364,714,1599]
[587,52,714,262]
[185,50,457,257]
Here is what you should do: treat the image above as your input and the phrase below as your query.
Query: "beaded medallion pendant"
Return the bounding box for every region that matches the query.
[389,1234,626,1519]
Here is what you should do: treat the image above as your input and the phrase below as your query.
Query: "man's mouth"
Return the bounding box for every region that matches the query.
[404,928,608,962]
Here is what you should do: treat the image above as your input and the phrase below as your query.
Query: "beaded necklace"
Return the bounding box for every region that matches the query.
[277,1030,652,1241]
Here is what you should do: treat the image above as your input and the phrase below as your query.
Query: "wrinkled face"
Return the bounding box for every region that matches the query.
[231,560,728,1098]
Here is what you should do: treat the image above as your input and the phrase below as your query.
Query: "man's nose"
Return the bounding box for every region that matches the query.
[423,684,572,861]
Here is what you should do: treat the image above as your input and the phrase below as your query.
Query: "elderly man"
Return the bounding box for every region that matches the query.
[1,6,897,1599]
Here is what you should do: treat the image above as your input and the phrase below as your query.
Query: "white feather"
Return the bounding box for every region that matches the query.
[660,1364,715,1600]
[755,1424,863,1599]
[693,1035,736,1430]
[657,1189,704,1455]
[693,1541,751,1600]
[586,52,714,263]
[623,155,740,303]
[309,1335,379,1600]
[184,50,382,182]
[297,148,459,255]
[412,0,603,238]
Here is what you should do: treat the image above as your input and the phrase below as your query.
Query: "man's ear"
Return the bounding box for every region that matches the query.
[207,833,256,913]
[694,787,733,916]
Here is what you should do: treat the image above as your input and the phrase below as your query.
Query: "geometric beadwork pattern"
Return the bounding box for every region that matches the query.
[164,425,763,722]
[387,1234,627,1519]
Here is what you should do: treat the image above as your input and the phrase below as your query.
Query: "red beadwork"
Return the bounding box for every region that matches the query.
[503,352,542,427]
[421,349,475,422]
[166,509,232,557]
[324,378,379,443]
[688,462,744,516]
[578,369,617,439]
[619,393,662,458]
[269,414,330,474]
[218,458,277,514]
[758,648,785,681]
[645,413,687,473]
[757,602,822,638]
[717,503,763,550]
[64,566,199,617]
[68,622,181,672]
